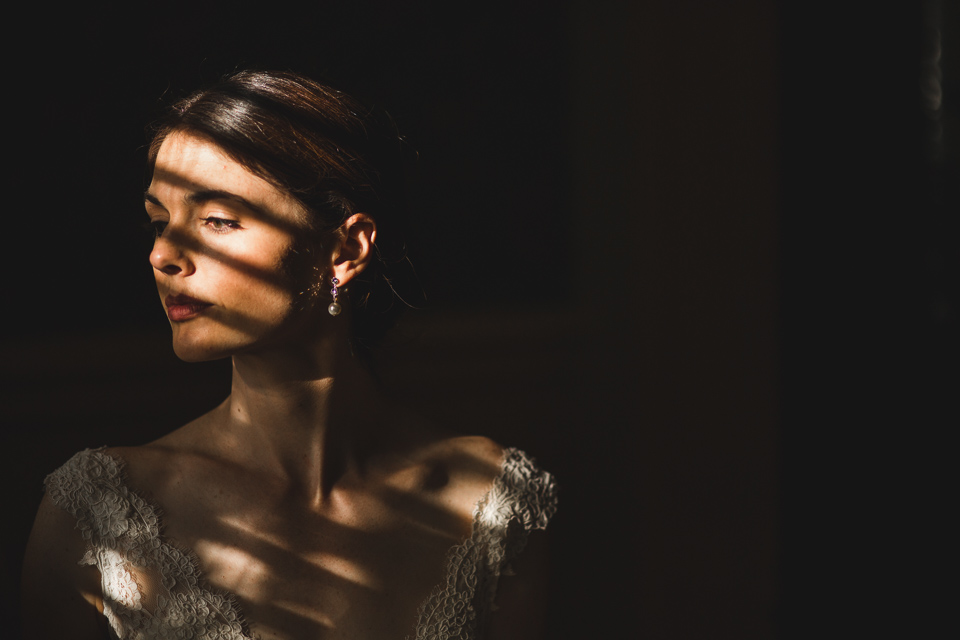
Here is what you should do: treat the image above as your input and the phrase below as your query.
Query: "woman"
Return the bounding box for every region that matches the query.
[22,70,557,640]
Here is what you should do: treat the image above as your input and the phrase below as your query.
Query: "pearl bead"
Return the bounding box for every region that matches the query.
[328,302,342,316]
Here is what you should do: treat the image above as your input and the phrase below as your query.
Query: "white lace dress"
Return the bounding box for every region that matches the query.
[45,447,558,640]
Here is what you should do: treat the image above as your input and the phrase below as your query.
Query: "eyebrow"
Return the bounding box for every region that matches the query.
[143,189,268,217]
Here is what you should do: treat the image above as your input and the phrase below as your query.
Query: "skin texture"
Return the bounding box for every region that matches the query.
[21,132,548,640]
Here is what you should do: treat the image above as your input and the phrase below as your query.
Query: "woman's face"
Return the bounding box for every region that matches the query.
[146,131,326,362]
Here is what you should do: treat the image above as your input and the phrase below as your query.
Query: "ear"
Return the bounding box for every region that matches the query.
[329,213,377,286]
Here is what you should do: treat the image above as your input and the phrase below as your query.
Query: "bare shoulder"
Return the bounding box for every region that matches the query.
[403,434,505,519]
[437,434,506,469]
[94,443,178,508]
[21,413,219,638]
[22,491,108,638]
[421,433,504,481]
[433,437,553,639]
[103,409,223,495]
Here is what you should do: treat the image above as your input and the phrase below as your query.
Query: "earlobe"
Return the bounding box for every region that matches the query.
[330,213,377,286]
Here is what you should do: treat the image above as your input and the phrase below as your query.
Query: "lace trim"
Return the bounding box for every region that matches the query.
[411,448,558,640]
[46,447,558,640]
[46,448,253,640]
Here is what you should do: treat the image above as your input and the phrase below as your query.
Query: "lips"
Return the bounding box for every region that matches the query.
[164,293,213,322]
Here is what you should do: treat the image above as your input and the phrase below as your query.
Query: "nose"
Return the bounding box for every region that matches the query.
[149,227,195,276]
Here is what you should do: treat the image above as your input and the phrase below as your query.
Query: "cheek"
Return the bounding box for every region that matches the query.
[218,238,305,299]
[277,242,327,311]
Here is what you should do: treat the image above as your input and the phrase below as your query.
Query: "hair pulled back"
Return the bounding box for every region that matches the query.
[147,70,416,351]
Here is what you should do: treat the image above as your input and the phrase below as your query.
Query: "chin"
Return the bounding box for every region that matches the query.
[171,341,233,363]
[170,326,246,363]
[168,309,322,362]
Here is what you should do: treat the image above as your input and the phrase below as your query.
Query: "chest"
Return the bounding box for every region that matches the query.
[150,473,475,639]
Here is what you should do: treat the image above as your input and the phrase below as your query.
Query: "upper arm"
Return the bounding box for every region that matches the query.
[486,530,551,640]
[21,493,108,640]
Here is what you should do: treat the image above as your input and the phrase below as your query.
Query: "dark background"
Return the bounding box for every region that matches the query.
[3,1,955,638]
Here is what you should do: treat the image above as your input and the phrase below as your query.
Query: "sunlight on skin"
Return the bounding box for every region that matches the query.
[192,538,274,599]
[270,600,339,633]
[192,513,389,637]
[207,513,383,592]
[80,588,104,615]
[192,533,370,634]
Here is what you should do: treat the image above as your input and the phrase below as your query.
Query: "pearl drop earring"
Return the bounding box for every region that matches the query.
[328,277,342,316]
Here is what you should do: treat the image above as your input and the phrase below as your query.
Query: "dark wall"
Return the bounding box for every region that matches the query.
[778,1,956,637]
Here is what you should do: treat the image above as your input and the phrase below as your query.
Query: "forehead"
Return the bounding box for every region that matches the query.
[149,131,308,221]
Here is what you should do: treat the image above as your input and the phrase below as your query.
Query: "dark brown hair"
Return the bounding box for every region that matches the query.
[147,69,416,350]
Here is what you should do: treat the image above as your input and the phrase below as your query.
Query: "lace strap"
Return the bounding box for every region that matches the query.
[412,448,558,639]
[476,449,557,615]
[44,449,254,640]
[45,448,161,552]
[497,448,559,531]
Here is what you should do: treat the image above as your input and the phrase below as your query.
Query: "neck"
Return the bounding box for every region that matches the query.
[215,329,386,505]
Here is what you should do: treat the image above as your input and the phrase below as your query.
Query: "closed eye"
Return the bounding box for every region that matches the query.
[202,217,242,233]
